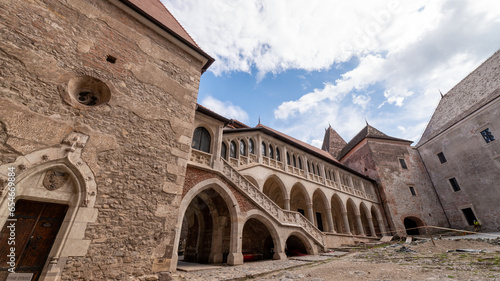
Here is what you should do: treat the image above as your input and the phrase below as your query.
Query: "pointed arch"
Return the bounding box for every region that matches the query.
[346,198,360,235]
[330,194,346,233]
[312,189,331,232]
[262,175,287,209]
[359,202,372,236]
[290,183,312,222]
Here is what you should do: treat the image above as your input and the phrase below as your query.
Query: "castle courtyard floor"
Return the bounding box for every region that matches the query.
[173,234,500,281]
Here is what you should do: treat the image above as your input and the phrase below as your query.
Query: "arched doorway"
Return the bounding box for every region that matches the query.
[290,184,311,222]
[179,188,232,264]
[242,218,275,262]
[404,217,423,236]
[285,235,308,257]
[262,176,286,209]
[312,189,329,232]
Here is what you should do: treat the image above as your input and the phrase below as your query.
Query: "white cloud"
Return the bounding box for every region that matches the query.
[163,0,500,144]
[199,96,249,123]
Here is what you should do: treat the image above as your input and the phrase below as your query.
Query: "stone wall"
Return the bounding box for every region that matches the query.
[342,140,449,235]
[418,97,500,231]
[0,0,205,279]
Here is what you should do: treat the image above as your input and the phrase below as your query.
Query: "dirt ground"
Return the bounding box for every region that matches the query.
[255,239,500,281]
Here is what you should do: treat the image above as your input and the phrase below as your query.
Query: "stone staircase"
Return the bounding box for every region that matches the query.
[220,159,325,248]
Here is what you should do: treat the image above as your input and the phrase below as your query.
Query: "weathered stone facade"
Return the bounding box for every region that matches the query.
[0,0,211,279]
[417,50,500,232]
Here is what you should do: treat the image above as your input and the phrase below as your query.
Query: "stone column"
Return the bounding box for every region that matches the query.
[306,203,314,223]
[257,134,262,164]
[341,211,351,234]
[284,198,291,210]
[367,216,376,236]
[355,214,365,236]
[378,218,387,235]
[227,217,243,265]
[326,208,335,233]
[208,217,225,263]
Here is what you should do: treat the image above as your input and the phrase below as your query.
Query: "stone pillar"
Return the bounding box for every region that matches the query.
[355,214,365,236]
[257,134,262,163]
[228,217,243,266]
[284,198,291,210]
[326,208,335,233]
[367,216,376,236]
[341,211,351,234]
[208,217,225,263]
[378,218,387,235]
[306,203,314,223]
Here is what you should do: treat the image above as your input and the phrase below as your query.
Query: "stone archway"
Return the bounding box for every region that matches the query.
[242,218,275,261]
[330,194,346,233]
[360,203,372,236]
[0,132,98,281]
[290,183,312,222]
[285,233,311,257]
[346,199,360,235]
[173,178,242,270]
[312,189,330,232]
[404,217,424,236]
[262,176,287,209]
[179,188,232,264]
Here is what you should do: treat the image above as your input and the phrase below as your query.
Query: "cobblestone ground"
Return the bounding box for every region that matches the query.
[172,238,500,281]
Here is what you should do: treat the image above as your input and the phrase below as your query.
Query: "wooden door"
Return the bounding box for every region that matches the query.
[0,200,68,281]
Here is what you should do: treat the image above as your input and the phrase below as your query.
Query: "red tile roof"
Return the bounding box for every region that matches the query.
[120,0,214,71]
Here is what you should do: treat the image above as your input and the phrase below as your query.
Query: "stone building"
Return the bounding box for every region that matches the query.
[0,0,499,280]
[0,0,213,280]
[334,124,449,236]
[416,50,500,232]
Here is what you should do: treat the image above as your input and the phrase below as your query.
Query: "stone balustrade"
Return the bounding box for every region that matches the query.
[221,159,325,245]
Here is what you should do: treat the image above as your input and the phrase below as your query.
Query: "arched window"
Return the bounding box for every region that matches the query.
[240,140,246,156]
[230,141,236,158]
[261,142,267,156]
[298,157,303,170]
[307,161,311,173]
[317,164,320,176]
[269,145,274,159]
[293,155,297,167]
[249,139,255,154]
[221,142,227,159]
[192,127,211,153]
[287,152,291,165]
[312,164,316,174]
[276,147,281,161]
[326,169,330,180]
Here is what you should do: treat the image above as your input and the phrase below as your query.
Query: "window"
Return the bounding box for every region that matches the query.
[221,142,227,159]
[230,141,236,158]
[449,177,461,192]
[240,140,246,156]
[261,142,267,156]
[191,127,211,153]
[269,145,274,159]
[276,147,281,161]
[317,165,320,176]
[287,152,291,165]
[409,186,416,196]
[307,161,311,173]
[480,128,495,143]
[293,155,297,167]
[461,208,477,225]
[298,158,303,170]
[399,158,408,169]
[249,139,255,154]
[312,163,316,174]
[325,170,330,180]
[437,152,447,164]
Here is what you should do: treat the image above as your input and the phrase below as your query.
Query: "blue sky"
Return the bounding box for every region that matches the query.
[162,0,500,147]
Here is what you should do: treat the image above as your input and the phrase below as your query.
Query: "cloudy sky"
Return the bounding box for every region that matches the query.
[162,0,500,147]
